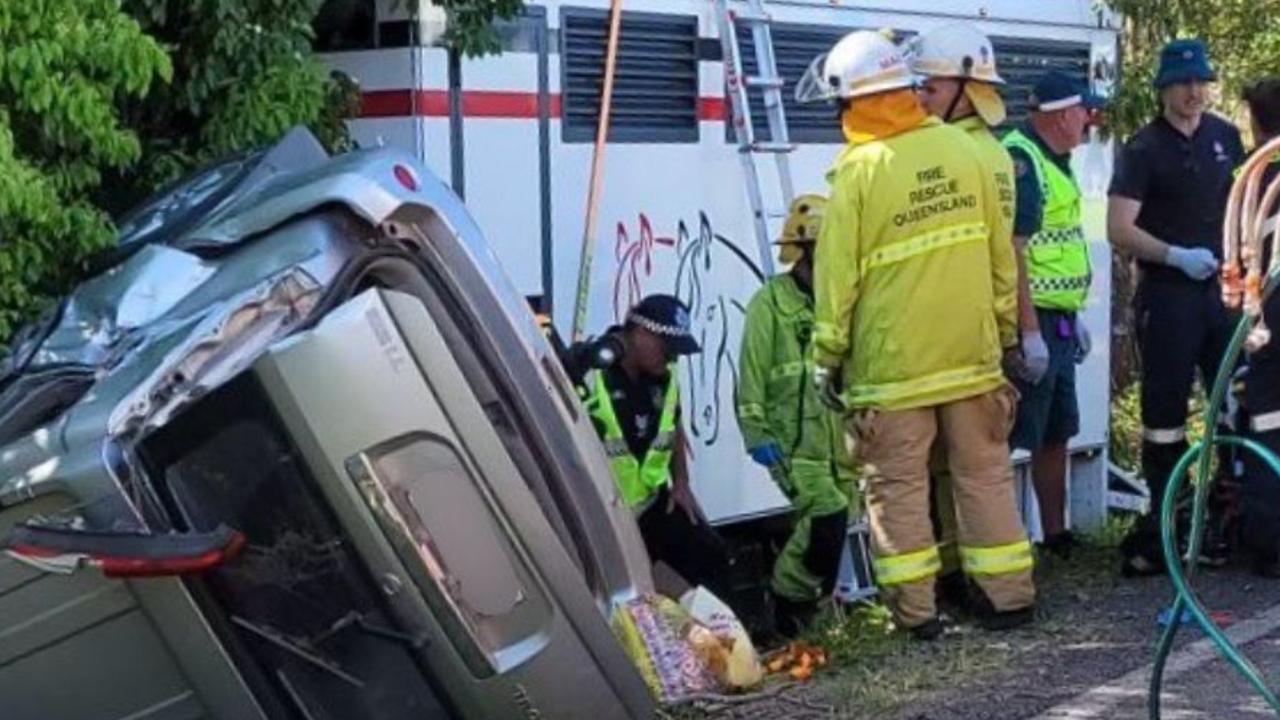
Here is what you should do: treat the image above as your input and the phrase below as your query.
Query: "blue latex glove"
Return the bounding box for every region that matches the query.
[749,441,785,468]
[1074,317,1092,364]
[1165,246,1218,281]
[1020,330,1050,384]
[1156,606,1193,628]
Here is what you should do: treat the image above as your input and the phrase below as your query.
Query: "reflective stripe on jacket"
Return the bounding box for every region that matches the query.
[814,117,1017,410]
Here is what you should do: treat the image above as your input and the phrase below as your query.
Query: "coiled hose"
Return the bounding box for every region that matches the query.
[1149,136,1280,718]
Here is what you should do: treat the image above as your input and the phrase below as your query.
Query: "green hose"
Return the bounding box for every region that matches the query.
[1148,274,1280,718]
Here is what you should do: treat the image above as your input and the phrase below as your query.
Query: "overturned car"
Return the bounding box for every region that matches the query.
[0,129,656,720]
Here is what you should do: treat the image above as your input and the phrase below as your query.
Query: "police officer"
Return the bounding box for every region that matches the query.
[1003,71,1103,556]
[801,30,1034,639]
[569,295,735,596]
[1238,78,1280,576]
[1108,39,1246,575]
[738,194,856,637]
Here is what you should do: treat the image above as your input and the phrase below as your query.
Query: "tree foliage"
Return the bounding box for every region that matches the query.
[116,0,359,199]
[1107,0,1280,140]
[1,0,529,342]
[0,0,363,341]
[427,0,525,57]
[0,0,171,337]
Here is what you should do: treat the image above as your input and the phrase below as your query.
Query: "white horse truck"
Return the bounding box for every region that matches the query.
[316,0,1120,600]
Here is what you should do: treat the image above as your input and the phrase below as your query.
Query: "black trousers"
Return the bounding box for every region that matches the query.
[636,487,734,598]
[1241,294,1280,563]
[1126,275,1237,562]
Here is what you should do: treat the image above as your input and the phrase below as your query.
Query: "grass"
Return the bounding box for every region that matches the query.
[663,536,1127,719]
[802,535,1124,718]
[1085,511,1137,550]
[800,601,1014,717]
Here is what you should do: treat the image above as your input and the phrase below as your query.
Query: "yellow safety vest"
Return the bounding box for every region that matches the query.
[1002,129,1091,311]
[583,367,679,508]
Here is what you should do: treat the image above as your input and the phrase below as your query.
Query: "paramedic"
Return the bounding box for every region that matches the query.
[738,194,857,637]
[569,295,735,596]
[1237,78,1280,576]
[805,30,1035,639]
[908,22,1024,606]
[1003,71,1103,556]
[1108,39,1245,575]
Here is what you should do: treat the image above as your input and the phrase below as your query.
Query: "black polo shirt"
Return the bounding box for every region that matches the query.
[1108,113,1244,280]
[1006,123,1075,238]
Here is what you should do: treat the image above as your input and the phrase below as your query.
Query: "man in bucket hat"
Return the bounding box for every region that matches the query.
[1108,39,1246,575]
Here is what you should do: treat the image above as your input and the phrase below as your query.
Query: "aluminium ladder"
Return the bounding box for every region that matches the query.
[713,0,795,278]
[714,0,880,602]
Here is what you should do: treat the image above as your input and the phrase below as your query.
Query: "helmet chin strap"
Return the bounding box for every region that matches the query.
[942,56,976,122]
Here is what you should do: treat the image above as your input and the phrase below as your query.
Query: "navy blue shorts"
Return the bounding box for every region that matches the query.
[1010,309,1081,452]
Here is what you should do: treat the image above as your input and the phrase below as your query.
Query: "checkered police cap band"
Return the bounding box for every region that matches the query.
[626,309,694,340]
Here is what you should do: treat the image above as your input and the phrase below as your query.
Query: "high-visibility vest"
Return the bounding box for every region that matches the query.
[583,367,679,508]
[1002,129,1091,311]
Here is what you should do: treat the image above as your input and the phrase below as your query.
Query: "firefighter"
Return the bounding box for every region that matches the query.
[737,194,856,637]
[907,22,1026,608]
[1108,39,1246,575]
[1002,71,1104,556]
[801,30,1034,639]
[1238,78,1280,576]
[568,295,736,598]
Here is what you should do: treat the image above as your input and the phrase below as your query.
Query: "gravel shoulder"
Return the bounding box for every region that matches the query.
[671,544,1280,719]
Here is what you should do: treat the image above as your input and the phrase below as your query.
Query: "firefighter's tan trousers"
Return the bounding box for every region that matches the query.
[850,386,1035,629]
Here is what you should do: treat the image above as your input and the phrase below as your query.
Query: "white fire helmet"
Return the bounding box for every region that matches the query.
[795,30,915,104]
[906,23,1005,85]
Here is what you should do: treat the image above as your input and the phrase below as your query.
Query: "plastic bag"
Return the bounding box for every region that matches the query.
[610,594,720,702]
[680,586,765,691]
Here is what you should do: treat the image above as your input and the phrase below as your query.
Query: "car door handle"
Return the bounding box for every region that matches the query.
[3,522,246,577]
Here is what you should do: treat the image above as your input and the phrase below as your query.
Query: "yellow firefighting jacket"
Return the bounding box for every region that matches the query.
[813,116,1018,411]
[956,115,1015,252]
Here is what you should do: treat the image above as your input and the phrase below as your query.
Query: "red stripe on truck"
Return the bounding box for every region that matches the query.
[697,96,726,121]
[360,90,724,121]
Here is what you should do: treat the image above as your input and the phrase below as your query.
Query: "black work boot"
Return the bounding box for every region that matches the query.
[1041,531,1080,561]
[979,606,1035,631]
[935,571,973,616]
[772,596,818,639]
[908,618,944,641]
[973,590,1035,632]
[1120,520,1168,577]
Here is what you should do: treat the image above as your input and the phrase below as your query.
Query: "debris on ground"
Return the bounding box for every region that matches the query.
[763,641,829,682]
[657,681,836,720]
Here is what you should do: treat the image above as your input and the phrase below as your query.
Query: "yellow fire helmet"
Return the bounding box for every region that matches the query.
[776,193,826,264]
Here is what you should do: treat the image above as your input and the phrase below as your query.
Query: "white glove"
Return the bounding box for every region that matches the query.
[813,365,846,412]
[1074,317,1092,364]
[1165,246,1218,281]
[1020,330,1050,385]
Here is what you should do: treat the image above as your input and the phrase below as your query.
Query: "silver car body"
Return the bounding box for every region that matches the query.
[0,128,654,720]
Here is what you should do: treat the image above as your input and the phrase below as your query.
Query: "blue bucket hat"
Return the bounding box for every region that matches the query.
[1154,39,1217,89]
[1028,70,1106,112]
[626,294,701,356]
